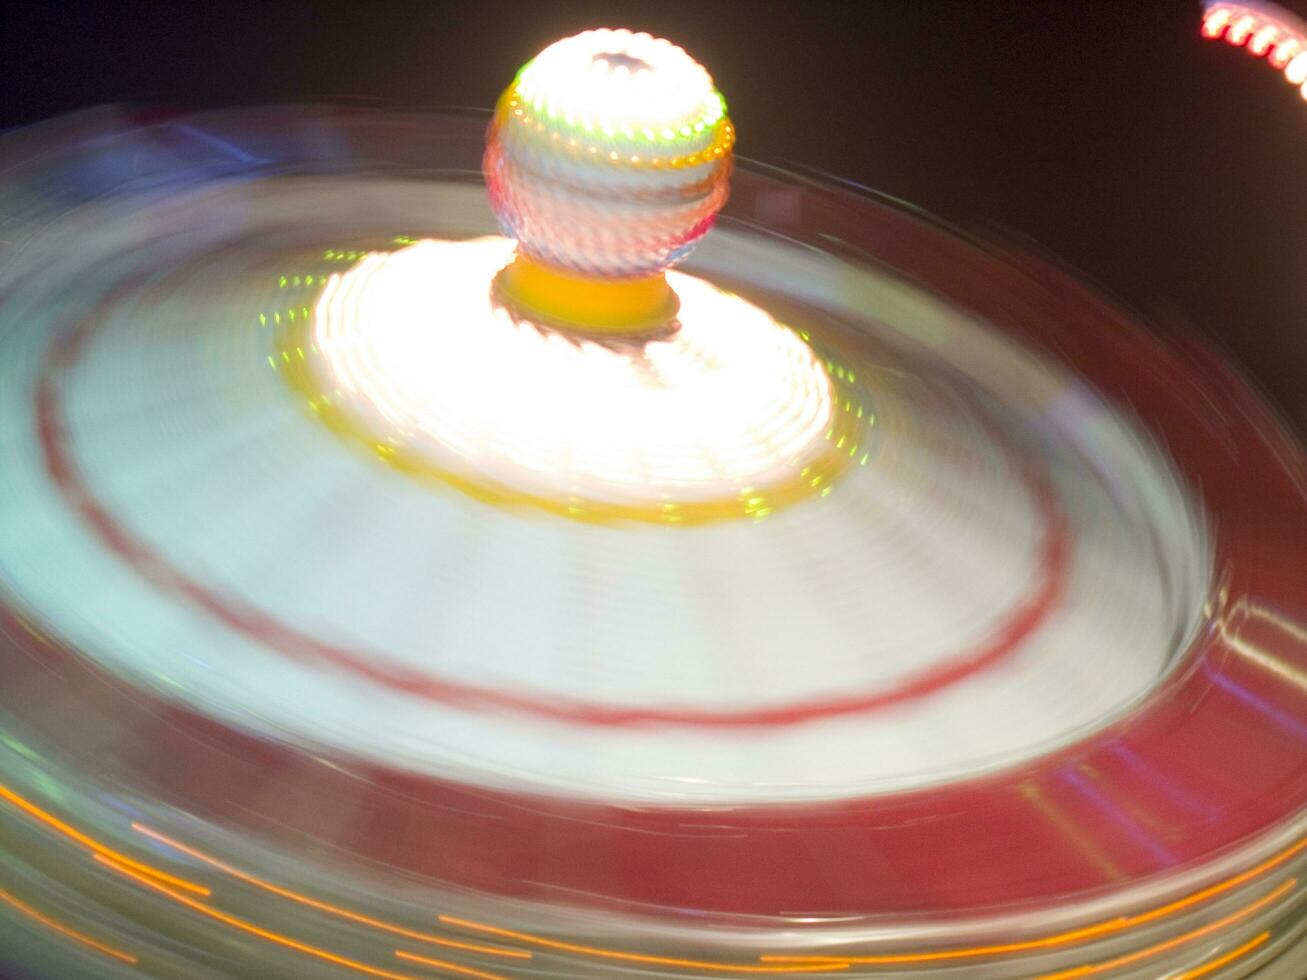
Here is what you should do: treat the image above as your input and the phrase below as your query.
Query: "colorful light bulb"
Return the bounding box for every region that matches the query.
[483,29,734,281]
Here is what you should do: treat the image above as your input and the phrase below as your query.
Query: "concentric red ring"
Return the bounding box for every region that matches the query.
[33,310,1072,729]
[3,162,1306,922]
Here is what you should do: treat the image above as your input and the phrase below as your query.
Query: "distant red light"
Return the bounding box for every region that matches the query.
[1249,25,1279,54]
[1286,51,1307,84]
[1270,38,1301,67]
[1203,7,1233,38]
[1227,15,1258,45]
[1203,2,1307,103]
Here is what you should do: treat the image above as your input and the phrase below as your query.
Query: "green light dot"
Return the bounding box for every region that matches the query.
[1,736,39,762]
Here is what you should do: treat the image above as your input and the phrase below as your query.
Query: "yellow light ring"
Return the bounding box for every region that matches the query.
[273,282,870,525]
[495,93,736,174]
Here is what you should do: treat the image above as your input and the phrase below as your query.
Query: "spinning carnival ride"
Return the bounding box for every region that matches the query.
[2,25,1307,980]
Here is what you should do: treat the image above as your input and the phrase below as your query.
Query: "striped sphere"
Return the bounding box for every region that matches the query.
[484,29,734,279]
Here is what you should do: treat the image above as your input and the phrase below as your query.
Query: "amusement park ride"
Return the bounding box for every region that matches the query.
[1,8,1307,978]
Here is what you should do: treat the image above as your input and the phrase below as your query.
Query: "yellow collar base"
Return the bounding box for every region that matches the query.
[497,254,679,336]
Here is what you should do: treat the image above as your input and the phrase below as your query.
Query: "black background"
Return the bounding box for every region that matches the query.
[3,0,1306,428]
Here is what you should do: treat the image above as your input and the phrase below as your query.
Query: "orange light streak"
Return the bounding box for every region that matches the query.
[96,855,444,980]
[1034,879,1295,980]
[437,915,846,974]
[1176,931,1270,979]
[0,783,209,897]
[131,824,528,960]
[764,834,1307,964]
[0,886,138,965]
[392,949,522,979]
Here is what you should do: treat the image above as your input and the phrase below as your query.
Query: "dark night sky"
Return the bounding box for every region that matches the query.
[3,0,1307,427]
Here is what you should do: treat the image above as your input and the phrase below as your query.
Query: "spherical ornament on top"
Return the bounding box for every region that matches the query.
[483,29,734,281]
